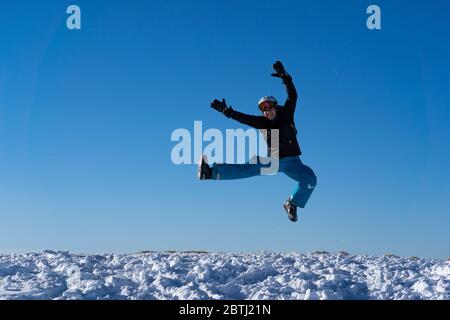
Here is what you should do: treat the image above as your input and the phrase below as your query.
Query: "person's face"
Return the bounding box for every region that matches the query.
[260,101,277,120]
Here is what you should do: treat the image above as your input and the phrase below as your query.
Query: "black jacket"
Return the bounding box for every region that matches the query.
[228,76,301,158]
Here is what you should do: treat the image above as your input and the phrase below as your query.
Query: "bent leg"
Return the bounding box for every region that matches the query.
[211,161,264,180]
[281,158,317,208]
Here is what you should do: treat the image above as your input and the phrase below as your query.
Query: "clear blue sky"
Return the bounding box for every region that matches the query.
[1,1,449,258]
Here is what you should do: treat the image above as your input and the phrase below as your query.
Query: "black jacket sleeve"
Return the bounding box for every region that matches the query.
[229,109,271,129]
[282,75,298,119]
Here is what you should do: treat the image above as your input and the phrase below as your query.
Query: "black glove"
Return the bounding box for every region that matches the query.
[211,98,233,118]
[271,60,292,81]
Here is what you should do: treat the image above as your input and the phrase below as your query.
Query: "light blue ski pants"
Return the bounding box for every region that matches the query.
[211,156,316,208]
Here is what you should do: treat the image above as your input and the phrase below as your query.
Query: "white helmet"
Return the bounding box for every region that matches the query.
[258,96,278,106]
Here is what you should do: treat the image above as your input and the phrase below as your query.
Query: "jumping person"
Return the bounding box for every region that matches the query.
[198,61,316,222]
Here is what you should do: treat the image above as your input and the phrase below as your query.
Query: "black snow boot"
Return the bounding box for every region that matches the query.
[198,156,212,180]
[283,198,298,222]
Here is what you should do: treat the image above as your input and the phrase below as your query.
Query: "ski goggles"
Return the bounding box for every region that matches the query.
[259,101,276,111]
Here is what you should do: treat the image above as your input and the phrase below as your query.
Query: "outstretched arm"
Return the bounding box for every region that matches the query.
[229,109,270,129]
[271,61,298,118]
[210,99,269,129]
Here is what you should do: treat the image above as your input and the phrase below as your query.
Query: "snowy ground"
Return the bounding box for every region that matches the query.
[0,250,448,300]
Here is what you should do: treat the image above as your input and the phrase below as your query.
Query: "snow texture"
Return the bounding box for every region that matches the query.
[0,250,448,300]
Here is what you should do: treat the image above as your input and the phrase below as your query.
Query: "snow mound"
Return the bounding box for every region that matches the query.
[0,251,448,300]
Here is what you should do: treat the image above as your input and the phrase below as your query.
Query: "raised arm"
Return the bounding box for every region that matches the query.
[271,61,298,118]
[211,98,270,129]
